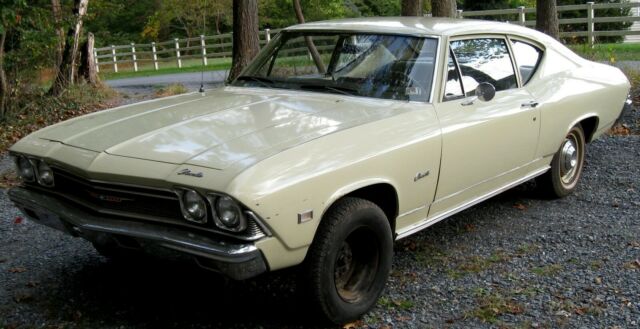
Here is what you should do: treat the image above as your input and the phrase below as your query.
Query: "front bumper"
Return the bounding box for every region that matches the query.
[8,187,267,280]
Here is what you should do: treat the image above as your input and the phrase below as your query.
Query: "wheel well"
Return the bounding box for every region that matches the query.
[343,183,399,232]
[579,116,599,143]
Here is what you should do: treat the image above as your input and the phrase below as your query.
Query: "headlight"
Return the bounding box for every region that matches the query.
[15,156,35,182]
[36,161,55,187]
[213,195,246,232]
[178,189,207,223]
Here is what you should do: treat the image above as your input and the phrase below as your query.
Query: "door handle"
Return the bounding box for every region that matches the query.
[522,101,539,108]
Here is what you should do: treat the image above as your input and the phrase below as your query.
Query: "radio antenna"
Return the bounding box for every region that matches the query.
[198,0,206,93]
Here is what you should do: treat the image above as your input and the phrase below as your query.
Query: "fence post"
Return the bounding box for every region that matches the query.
[587,2,595,47]
[111,45,118,73]
[456,10,463,19]
[131,43,138,72]
[265,28,271,42]
[200,35,208,66]
[175,38,182,68]
[517,6,526,26]
[151,42,159,70]
[94,48,99,73]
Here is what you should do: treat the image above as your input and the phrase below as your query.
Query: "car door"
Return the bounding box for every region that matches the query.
[429,35,541,218]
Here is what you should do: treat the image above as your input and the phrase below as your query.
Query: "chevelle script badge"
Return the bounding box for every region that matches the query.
[177,168,204,178]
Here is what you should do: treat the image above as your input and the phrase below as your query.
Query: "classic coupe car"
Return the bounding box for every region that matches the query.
[8,17,630,323]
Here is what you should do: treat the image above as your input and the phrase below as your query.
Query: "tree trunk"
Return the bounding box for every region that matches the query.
[293,0,326,73]
[51,0,65,68]
[0,30,8,119]
[536,0,559,39]
[431,0,456,18]
[228,0,260,81]
[79,32,100,86]
[49,0,89,95]
[401,0,423,16]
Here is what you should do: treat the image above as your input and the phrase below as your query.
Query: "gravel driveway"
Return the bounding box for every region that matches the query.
[1,101,638,328]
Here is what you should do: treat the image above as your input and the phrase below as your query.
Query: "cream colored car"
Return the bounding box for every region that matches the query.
[8,18,630,323]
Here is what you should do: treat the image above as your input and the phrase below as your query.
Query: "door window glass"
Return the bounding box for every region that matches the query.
[450,38,517,96]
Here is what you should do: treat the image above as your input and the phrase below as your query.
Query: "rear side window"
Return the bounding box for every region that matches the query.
[450,38,517,96]
[510,40,543,85]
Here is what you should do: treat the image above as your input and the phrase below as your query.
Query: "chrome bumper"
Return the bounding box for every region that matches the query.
[8,187,267,280]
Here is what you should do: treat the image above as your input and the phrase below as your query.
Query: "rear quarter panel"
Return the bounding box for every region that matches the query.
[529,47,629,158]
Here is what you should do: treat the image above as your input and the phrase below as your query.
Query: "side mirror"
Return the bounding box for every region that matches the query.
[476,82,496,102]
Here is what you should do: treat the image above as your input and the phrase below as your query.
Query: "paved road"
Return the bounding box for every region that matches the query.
[104,70,228,104]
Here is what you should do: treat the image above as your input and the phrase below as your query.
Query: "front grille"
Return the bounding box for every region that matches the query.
[28,168,268,241]
[52,169,183,221]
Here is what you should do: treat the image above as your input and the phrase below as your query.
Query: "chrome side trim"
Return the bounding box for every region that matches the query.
[436,158,544,204]
[398,205,427,218]
[396,166,549,240]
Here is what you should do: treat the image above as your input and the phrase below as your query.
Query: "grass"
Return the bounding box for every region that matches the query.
[154,83,189,97]
[377,296,414,311]
[531,263,563,276]
[99,57,231,80]
[569,42,640,62]
[470,288,525,324]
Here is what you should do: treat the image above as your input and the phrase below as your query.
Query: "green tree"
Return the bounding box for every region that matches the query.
[86,0,159,46]
[347,0,400,16]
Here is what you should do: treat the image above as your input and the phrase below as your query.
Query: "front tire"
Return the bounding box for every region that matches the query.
[305,197,393,324]
[537,124,586,198]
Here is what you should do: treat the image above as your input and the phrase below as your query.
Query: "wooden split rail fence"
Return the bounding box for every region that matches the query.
[457,1,640,46]
[94,29,280,73]
[96,2,640,74]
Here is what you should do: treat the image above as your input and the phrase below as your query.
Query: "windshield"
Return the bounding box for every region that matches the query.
[232,32,438,102]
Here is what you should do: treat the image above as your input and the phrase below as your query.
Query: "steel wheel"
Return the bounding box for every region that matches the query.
[305,197,392,324]
[333,228,380,303]
[537,124,586,198]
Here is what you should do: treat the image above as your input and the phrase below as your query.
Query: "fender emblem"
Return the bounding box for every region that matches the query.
[177,168,204,178]
[414,170,430,182]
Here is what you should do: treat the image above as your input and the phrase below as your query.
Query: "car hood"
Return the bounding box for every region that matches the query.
[35,87,411,170]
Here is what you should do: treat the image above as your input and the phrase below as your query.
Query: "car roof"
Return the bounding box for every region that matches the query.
[284,17,542,39]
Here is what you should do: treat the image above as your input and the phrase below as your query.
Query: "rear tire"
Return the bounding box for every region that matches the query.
[305,197,393,324]
[537,124,586,198]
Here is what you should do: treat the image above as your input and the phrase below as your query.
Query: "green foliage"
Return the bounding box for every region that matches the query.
[558,0,632,44]
[345,0,400,17]
[260,0,350,28]
[86,0,159,46]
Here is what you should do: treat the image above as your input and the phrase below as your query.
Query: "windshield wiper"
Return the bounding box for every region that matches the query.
[300,84,358,97]
[235,75,275,88]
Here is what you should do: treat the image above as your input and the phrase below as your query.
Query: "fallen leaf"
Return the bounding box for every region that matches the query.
[8,267,27,273]
[13,292,32,303]
[14,216,24,224]
[575,307,586,315]
[26,281,39,288]
[594,277,602,284]
[396,315,411,321]
[342,320,363,329]
[513,203,527,210]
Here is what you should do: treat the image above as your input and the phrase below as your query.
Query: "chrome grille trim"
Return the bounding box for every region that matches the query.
[32,168,268,242]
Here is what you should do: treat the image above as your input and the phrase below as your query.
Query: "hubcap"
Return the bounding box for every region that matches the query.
[558,131,582,186]
[560,140,577,174]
